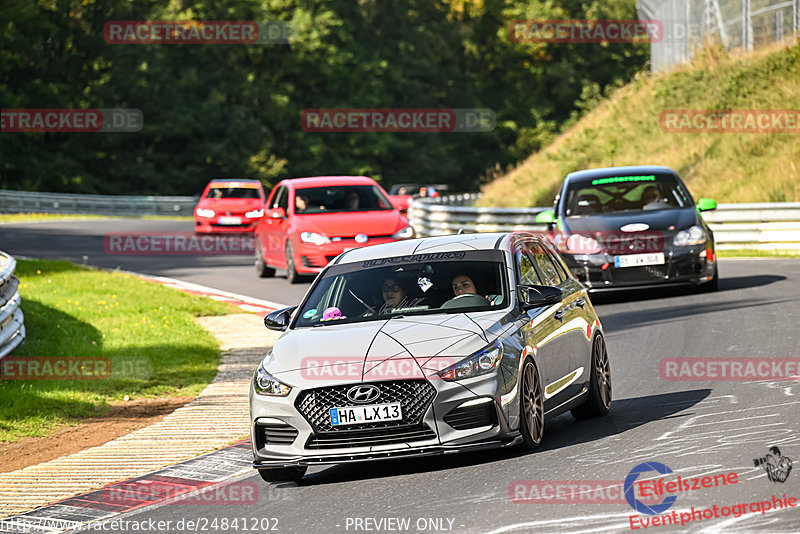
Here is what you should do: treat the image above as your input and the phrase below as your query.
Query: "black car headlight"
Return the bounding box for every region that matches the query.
[437,341,503,382]
[253,362,292,396]
[673,225,706,246]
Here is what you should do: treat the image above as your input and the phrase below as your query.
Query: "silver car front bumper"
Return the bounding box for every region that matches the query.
[250,373,519,468]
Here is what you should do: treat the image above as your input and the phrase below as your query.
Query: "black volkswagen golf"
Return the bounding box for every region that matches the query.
[535,165,719,292]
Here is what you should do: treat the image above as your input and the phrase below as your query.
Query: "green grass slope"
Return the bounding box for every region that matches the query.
[479,42,800,207]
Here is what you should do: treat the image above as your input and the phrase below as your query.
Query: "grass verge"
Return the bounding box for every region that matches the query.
[717,249,800,258]
[0,259,239,443]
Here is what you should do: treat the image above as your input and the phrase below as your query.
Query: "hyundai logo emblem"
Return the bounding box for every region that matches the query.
[355,233,368,244]
[347,385,381,404]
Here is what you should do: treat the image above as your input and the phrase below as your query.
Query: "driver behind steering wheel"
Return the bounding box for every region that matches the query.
[450,273,502,305]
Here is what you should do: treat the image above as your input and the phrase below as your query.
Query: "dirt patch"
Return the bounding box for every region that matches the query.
[0,396,193,473]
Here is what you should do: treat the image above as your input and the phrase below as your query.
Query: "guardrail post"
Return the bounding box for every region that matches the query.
[743,0,753,51]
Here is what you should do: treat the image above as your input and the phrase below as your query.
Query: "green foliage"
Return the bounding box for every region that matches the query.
[0,0,647,195]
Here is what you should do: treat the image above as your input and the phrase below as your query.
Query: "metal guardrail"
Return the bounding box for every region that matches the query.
[702,202,800,250]
[0,251,25,359]
[0,190,197,217]
[408,195,800,251]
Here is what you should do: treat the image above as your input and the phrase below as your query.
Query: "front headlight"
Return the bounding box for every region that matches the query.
[391,225,415,239]
[196,208,215,218]
[245,209,264,218]
[253,363,292,396]
[437,341,503,382]
[566,234,601,254]
[299,232,331,245]
[673,225,706,246]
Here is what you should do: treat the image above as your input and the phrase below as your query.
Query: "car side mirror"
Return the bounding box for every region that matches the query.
[264,306,297,331]
[266,207,286,219]
[518,285,563,310]
[535,210,555,225]
[697,198,717,212]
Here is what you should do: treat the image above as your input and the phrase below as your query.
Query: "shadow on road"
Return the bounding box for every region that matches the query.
[288,389,710,486]
[598,296,796,330]
[589,274,786,306]
[717,274,786,292]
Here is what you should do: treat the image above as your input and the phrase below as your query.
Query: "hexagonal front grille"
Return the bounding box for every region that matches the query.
[295,380,436,433]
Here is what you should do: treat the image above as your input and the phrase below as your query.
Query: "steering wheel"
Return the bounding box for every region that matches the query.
[441,293,489,309]
[348,289,377,314]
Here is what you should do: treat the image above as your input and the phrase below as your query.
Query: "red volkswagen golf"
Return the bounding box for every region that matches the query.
[194,179,266,233]
[254,176,415,283]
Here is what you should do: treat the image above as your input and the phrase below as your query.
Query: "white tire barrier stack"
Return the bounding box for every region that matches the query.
[0,251,25,359]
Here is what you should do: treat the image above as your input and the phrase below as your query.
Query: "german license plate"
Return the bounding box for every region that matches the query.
[614,252,665,268]
[330,403,402,426]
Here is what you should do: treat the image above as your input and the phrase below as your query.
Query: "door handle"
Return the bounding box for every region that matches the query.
[554,308,566,320]
[575,298,586,308]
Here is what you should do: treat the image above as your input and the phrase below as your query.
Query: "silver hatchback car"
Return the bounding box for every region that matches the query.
[250,232,611,482]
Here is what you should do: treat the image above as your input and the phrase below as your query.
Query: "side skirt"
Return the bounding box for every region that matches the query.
[544,386,589,420]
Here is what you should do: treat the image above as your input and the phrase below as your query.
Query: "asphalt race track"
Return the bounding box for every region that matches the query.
[3,219,800,533]
[1,219,312,305]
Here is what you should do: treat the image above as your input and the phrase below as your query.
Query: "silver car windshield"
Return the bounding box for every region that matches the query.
[294,250,508,327]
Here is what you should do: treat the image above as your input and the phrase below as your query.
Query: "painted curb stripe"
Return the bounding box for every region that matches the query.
[0,440,254,533]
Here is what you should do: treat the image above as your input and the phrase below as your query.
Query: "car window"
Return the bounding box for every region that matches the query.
[564,174,690,216]
[269,186,286,209]
[545,249,570,284]
[530,250,561,286]
[206,186,261,199]
[294,251,508,328]
[516,248,542,286]
[294,185,393,213]
[277,188,289,212]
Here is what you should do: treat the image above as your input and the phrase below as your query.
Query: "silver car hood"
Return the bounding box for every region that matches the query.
[265,310,510,388]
